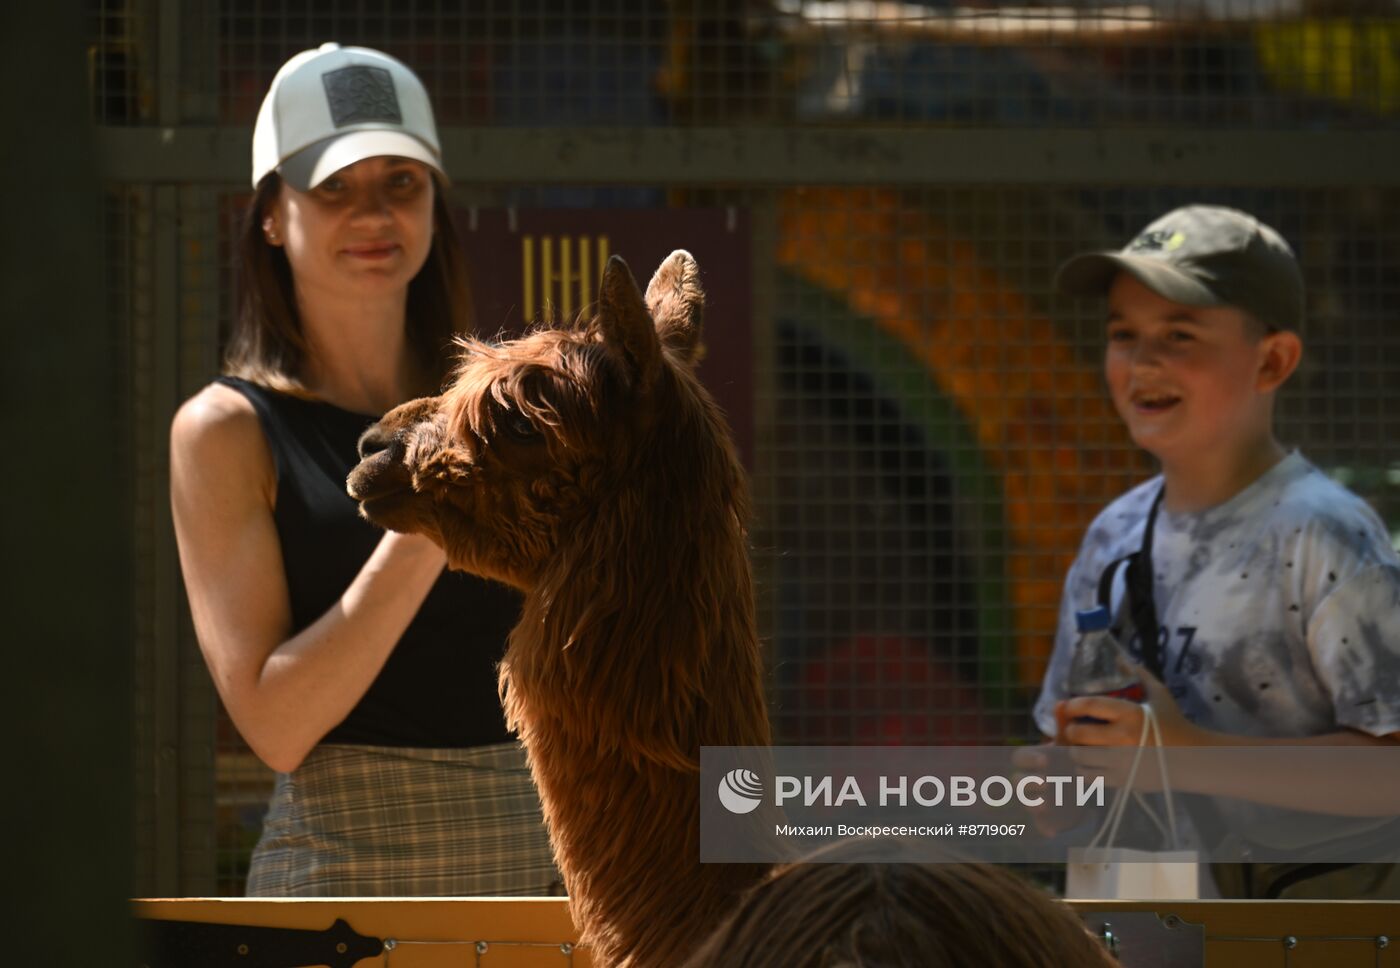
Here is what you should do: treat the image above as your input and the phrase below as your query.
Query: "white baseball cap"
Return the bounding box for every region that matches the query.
[251,43,444,191]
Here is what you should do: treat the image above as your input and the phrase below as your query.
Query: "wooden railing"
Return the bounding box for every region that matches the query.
[133,898,1400,967]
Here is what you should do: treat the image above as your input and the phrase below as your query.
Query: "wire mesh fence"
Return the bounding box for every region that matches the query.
[92,1,1400,129]
[96,0,1400,895]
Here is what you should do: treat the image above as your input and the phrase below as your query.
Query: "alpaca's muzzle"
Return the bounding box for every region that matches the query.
[356,422,401,462]
[347,423,412,506]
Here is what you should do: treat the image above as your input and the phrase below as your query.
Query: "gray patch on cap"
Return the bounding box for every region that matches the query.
[323,65,401,127]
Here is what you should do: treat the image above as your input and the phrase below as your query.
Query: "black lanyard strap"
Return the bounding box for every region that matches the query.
[1095,485,1167,680]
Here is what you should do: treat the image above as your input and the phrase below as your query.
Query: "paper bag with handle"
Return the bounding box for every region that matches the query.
[1066,703,1200,899]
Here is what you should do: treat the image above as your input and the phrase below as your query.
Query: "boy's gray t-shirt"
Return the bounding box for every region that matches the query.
[1035,452,1400,740]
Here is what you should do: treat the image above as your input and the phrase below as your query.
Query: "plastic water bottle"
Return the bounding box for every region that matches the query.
[1067,606,1145,721]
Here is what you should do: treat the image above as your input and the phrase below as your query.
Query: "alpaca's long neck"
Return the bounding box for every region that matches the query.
[508,489,767,743]
[501,506,770,966]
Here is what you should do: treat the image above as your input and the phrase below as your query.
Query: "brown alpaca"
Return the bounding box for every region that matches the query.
[348,251,772,967]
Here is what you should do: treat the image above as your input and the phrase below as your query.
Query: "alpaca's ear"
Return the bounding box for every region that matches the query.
[644,249,705,367]
[599,255,661,387]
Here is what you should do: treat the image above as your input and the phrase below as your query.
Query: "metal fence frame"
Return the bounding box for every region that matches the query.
[105,0,1400,895]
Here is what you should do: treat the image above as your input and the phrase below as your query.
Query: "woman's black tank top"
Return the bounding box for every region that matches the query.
[217,376,521,749]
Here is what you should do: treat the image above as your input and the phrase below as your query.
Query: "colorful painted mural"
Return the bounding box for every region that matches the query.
[777,187,1149,698]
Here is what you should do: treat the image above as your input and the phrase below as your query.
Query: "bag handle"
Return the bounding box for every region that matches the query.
[1085,703,1179,852]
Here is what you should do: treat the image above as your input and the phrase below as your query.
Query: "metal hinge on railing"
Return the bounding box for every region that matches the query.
[138,917,383,968]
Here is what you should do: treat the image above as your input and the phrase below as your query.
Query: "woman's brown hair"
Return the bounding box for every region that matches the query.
[223,172,473,396]
[683,850,1115,968]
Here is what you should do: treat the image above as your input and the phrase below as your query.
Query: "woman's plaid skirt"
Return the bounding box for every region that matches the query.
[245,741,563,896]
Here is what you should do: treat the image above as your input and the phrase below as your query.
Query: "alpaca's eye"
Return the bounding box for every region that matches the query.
[504,411,541,442]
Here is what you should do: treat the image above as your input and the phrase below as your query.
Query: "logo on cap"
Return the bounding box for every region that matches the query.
[1128,230,1187,254]
[323,66,402,127]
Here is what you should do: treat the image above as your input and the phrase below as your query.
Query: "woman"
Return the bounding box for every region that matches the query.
[170,43,559,896]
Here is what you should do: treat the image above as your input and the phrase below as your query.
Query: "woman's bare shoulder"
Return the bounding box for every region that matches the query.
[171,381,273,492]
[173,381,260,441]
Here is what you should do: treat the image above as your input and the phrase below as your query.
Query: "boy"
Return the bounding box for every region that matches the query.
[1033,204,1400,897]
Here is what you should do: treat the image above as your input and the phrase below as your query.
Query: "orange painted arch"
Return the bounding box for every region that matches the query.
[776,187,1149,689]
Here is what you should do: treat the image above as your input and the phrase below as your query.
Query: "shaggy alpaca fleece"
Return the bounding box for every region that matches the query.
[349,250,772,967]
